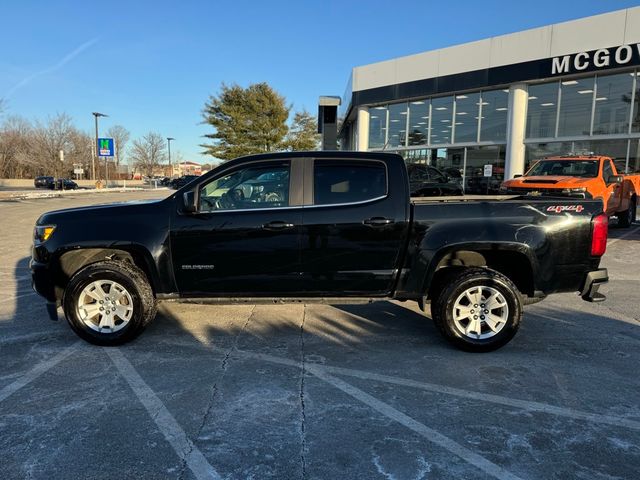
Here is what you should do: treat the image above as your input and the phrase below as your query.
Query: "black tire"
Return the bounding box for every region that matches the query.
[63,260,156,346]
[431,267,523,352]
[617,198,636,228]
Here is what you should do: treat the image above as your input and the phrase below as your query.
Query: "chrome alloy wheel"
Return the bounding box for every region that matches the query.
[452,285,509,340]
[77,280,134,333]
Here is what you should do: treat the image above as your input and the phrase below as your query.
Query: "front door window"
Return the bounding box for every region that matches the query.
[199,162,290,212]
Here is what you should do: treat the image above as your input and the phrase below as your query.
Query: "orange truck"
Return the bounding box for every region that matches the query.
[501,155,639,227]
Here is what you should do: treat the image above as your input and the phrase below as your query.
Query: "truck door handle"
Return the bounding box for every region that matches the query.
[363,217,394,226]
[262,221,295,230]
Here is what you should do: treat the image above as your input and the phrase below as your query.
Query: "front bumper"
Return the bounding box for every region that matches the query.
[580,268,608,302]
[30,258,56,302]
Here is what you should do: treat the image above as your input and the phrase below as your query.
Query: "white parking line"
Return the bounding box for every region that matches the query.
[608,225,640,246]
[231,348,640,431]
[0,341,80,403]
[106,348,221,480]
[307,365,523,480]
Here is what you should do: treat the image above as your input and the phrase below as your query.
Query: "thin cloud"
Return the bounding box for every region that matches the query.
[4,37,99,98]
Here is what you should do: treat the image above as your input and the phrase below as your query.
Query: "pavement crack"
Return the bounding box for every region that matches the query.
[299,305,307,480]
[176,306,254,480]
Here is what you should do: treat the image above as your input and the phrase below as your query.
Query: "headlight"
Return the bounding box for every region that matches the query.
[34,225,56,243]
[562,187,587,193]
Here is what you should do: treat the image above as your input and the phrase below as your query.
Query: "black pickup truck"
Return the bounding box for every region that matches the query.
[31,152,609,351]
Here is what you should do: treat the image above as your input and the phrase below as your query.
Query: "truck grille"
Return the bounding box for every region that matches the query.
[507,187,565,195]
[506,187,589,199]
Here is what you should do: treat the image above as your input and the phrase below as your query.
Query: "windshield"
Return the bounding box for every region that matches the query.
[526,160,599,178]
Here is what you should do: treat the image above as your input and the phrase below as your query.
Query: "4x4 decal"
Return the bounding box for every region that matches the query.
[547,205,584,213]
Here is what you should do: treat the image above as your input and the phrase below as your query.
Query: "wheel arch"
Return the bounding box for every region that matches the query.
[54,247,158,299]
[424,245,536,301]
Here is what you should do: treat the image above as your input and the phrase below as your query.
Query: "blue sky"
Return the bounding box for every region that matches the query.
[1,0,639,163]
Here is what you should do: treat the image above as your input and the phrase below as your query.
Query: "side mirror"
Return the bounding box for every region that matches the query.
[608,175,623,185]
[182,191,197,213]
[513,174,523,178]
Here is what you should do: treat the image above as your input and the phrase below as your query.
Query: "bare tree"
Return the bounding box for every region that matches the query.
[67,129,93,177]
[30,113,75,178]
[106,125,130,166]
[0,115,32,178]
[130,132,167,177]
[0,112,107,179]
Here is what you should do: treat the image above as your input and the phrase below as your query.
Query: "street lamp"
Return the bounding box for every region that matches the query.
[167,137,175,177]
[92,112,108,182]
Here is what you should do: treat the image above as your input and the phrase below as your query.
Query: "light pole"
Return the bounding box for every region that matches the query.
[92,112,108,182]
[167,137,175,177]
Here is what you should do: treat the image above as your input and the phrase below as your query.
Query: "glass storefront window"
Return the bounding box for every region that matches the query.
[592,73,633,135]
[408,100,429,146]
[404,148,430,164]
[629,138,640,172]
[387,103,408,148]
[558,77,594,136]
[526,82,559,138]
[464,146,505,194]
[368,106,387,149]
[430,96,454,144]
[479,90,508,142]
[630,72,640,132]
[433,148,465,188]
[453,93,480,143]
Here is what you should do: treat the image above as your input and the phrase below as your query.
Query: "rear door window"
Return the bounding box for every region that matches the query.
[313,160,387,206]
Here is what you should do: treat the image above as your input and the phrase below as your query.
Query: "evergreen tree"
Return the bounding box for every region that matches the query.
[201,83,290,160]
[285,110,320,151]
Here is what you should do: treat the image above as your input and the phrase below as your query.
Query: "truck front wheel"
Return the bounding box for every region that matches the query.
[63,260,157,346]
[431,268,523,352]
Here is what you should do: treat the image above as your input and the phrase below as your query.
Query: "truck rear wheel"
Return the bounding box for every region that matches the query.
[431,268,522,352]
[63,260,156,346]
[617,198,636,228]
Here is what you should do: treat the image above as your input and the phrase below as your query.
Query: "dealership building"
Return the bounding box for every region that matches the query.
[332,7,640,193]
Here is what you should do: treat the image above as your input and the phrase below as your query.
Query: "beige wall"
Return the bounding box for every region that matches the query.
[352,7,640,92]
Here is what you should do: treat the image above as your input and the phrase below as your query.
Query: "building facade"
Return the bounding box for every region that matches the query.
[337,7,640,194]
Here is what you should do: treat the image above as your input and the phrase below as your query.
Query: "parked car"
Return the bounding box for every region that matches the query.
[168,175,198,189]
[34,176,54,189]
[406,164,463,197]
[31,152,608,352]
[51,178,78,190]
[501,155,640,227]
[465,175,503,195]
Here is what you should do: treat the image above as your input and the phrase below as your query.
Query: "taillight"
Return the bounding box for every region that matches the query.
[590,213,608,256]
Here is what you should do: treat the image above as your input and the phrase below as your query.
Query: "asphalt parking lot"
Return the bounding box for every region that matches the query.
[1,191,639,480]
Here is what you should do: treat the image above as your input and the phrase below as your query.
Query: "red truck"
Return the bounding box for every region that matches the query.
[502,155,639,227]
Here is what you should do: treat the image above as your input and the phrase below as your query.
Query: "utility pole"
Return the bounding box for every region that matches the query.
[167,137,175,177]
[92,112,108,182]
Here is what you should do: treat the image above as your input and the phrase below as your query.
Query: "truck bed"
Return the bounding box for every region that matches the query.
[411,195,520,203]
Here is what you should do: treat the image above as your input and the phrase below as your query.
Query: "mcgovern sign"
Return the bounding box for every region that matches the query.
[552,44,640,75]
[349,44,640,108]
